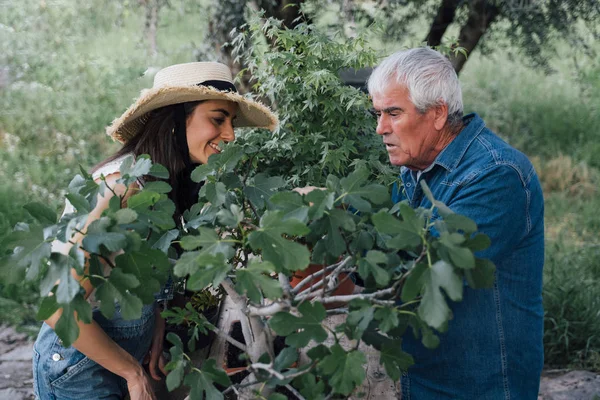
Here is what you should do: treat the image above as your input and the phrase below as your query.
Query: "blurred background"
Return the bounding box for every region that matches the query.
[0,0,598,374]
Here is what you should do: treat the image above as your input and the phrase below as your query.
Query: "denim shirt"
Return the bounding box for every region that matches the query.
[392,114,544,399]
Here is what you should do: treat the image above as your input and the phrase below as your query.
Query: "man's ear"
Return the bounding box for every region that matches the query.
[433,102,448,131]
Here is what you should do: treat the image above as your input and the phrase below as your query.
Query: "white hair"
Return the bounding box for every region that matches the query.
[368,47,463,127]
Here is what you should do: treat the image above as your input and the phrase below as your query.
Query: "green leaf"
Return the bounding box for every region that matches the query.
[184,359,230,400]
[306,190,334,220]
[95,268,142,320]
[37,294,59,320]
[374,307,399,333]
[148,163,169,179]
[339,167,388,212]
[270,191,310,223]
[150,229,179,253]
[142,181,172,194]
[372,211,422,250]
[357,250,390,286]
[465,258,496,289]
[53,293,93,347]
[205,182,227,207]
[268,394,287,400]
[379,342,414,381]
[418,260,463,329]
[248,211,310,272]
[191,163,215,183]
[400,262,428,302]
[244,173,286,209]
[127,191,160,210]
[8,224,51,282]
[24,202,57,224]
[65,193,91,214]
[45,253,81,304]
[466,233,492,252]
[318,344,366,395]
[166,358,186,392]
[273,347,298,371]
[444,214,477,233]
[235,260,282,303]
[295,373,326,400]
[82,230,127,253]
[114,208,138,225]
[269,301,327,348]
[216,204,243,227]
[179,228,235,258]
[346,299,374,340]
[178,253,231,290]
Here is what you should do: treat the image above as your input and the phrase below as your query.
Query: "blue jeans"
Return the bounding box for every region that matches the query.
[32,303,155,400]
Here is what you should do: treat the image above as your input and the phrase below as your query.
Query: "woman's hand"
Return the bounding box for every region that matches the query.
[144,308,168,381]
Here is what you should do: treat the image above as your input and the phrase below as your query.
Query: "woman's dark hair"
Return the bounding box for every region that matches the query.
[93,101,202,217]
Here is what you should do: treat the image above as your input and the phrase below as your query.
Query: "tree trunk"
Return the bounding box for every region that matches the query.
[144,0,160,57]
[451,0,499,74]
[424,0,461,47]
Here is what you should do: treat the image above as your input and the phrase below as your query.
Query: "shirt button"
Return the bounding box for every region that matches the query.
[406,183,412,187]
[164,289,169,293]
[52,353,62,362]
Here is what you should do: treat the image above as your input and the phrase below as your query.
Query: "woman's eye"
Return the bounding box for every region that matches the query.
[214,118,225,125]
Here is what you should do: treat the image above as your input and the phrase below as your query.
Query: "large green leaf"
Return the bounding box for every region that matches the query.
[248,211,310,272]
[54,293,93,347]
[295,373,326,400]
[95,268,142,320]
[306,190,335,220]
[418,260,463,329]
[338,167,388,212]
[345,299,375,340]
[115,248,169,304]
[372,211,422,250]
[269,301,327,348]
[8,224,51,283]
[184,359,231,400]
[177,253,231,291]
[317,344,366,395]
[244,173,286,209]
[179,228,235,258]
[23,202,57,224]
[379,341,414,381]
[357,250,390,286]
[235,260,283,303]
[270,191,310,223]
[465,258,496,289]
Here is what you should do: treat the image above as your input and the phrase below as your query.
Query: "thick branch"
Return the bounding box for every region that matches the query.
[425,0,461,47]
[451,0,500,74]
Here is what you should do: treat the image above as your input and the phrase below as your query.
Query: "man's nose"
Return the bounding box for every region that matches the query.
[376,114,389,136]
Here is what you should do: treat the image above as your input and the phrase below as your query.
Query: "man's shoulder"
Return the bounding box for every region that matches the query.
[460,127,537,187]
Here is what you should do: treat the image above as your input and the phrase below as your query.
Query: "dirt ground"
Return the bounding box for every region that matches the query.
[1,324,598,400]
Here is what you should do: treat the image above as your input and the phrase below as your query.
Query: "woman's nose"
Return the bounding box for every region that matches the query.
[221,121,235,142]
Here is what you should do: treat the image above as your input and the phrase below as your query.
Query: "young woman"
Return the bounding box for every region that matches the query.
[32,62,277,400]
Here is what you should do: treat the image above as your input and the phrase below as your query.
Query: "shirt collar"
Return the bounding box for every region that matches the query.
[401,113,486,175]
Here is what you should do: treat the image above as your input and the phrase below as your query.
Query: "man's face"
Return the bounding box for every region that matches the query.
[372,82,442,170]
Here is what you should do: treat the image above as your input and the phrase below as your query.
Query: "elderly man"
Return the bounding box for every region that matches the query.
[368,47,544,399]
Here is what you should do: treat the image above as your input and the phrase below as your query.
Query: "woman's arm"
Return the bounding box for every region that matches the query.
[45,173,157,400]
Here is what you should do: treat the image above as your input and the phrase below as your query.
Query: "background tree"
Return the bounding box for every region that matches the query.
[335,0,600,73]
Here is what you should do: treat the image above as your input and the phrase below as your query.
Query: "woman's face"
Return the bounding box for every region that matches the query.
[186,100,238,164]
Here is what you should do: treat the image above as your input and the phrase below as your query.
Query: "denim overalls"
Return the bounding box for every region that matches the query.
[32,156,176,399]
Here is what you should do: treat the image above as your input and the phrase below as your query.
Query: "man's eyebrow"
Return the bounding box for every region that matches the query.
[211,108,231,117]
[370,107,403,115]
[381,107,403,113]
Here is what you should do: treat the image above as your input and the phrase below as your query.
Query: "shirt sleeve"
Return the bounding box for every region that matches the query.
[445,164,530,264]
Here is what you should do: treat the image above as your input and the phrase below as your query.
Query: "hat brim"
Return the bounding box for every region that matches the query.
[106,85,278,143]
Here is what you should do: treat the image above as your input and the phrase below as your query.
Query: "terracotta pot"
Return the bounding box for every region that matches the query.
[290,263,355,309]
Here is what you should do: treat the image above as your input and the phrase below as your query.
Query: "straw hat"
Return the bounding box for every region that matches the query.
[106,62,278,143]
